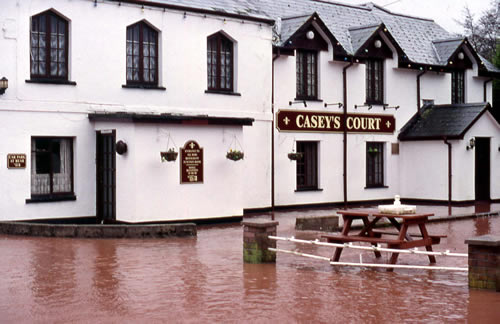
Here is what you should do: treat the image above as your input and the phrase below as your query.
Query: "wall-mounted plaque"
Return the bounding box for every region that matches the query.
[276,110,396,134]
[180,141,204,184]
[7,154,26,169]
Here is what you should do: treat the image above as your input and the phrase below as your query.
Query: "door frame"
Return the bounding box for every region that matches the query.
[96,130,117,223]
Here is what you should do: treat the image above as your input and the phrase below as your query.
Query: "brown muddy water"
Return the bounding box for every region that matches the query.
[1,207,499,323]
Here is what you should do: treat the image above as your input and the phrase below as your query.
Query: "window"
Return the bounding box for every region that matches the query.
[31,138,73,198]
[207,33,233,92]
[451,70,465,104]
[366,59,384,104]
[366,142,384,188]
[30,10,68,80]
[296,141,318,190]
[126,22,158,86]
[296,50,318,99]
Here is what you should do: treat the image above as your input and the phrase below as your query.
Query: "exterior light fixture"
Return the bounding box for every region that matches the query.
[306,31,315,40]
[116,140,128,155]
[374,40,382,48]
[466,138,475,150]
[0,77,8,95]
[458,52,465,60]
[449,61,453,65]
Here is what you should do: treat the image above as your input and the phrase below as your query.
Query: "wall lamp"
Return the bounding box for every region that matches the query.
[0,77,8,95]
[289,100,307,108]
[466,138,475,150]
[324,102,343,108]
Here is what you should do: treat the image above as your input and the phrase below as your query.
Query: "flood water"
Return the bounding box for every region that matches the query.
[1,207,500,323]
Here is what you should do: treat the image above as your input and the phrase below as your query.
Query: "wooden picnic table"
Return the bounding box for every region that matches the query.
[322,209,444,268]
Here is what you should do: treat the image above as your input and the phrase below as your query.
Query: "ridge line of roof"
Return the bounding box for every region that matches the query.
[432,37,465,44]
[282,13,315,21]
[368,3,435,23]
[310,0,372,11]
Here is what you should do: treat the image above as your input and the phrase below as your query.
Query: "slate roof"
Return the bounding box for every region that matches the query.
[125,0,500,74]
[349,24,380,54]
[398,103,495,141]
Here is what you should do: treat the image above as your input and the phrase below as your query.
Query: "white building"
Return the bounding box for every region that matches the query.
[0,0,499,223]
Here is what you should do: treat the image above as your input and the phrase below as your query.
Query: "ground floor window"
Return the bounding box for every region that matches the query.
[31,137,73,197]
[366,142,384,188]
[296,141,318,190]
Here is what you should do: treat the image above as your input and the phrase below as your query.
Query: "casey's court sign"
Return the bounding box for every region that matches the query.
[276,110,395,134]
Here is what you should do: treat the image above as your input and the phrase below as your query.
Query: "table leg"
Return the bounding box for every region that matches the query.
[360,217,382,258]
[386,223,410,272]
[331,217,353,262]
[418,223,436,263]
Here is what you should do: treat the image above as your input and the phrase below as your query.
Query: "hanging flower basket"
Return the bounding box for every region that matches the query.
[226,149,244,161]
[160,149,178,162]
[288,152,303,161]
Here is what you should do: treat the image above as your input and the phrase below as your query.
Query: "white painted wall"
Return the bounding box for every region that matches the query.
[0,0,272,221]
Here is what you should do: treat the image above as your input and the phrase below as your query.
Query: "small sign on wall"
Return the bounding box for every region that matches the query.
[180,141,204,184]
[7,154,26,169]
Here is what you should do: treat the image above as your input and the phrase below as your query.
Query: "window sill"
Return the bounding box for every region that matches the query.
[26,194,77,204]
[295,188,323,192]
[364,185,389,189]
[26,79,77,86]
[205,90,241,96]
[122,84,166,90]
[295,98,323,102]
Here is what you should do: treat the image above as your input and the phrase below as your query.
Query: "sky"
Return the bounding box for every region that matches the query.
[349,0,495,34]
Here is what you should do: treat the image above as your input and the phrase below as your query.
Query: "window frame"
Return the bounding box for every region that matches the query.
[365,59,384,105]
[366,142,385,188]
[30,10,69,81]
[126,21,159,87]
[296,49,318,100]
[207,32,234,92]
[29,137,75,202]
[451,70,465,104]
[296,141,319,191]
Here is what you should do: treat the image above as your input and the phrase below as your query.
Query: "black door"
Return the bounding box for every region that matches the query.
[96,131,116,223]
[475,137,490,201]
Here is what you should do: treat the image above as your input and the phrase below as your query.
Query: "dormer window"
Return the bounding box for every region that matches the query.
[451,70,465,104]
[30,10,69,80]
[366,59,384,105]
[207,32,234,92]
[126,21,158,86]
[296,50,318,100]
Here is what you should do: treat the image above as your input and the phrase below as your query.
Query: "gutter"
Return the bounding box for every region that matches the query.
[416,70,426,114]
[343,62,354,209]
[443,137,452,214]
[483,78,493,102]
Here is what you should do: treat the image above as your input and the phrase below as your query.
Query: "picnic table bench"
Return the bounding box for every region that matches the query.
[322,209,446,269]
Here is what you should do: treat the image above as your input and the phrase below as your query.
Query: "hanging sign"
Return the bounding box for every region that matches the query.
[180,141,204,184]
[276,110,395,134]
[7,154,26,169]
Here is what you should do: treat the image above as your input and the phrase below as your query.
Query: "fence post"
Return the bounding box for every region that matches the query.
[242,219,279,263]
[465,235,500,291]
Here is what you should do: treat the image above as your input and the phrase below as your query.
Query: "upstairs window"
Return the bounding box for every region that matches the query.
[30,10,68,80]
[296,50,318,100]
[296,141,318,191]
[451,70,465,104]
[366,142,384,188]
[126,22,158,86]
[207,33,233,92]
[31,137,73,198]
[366,59,384,105]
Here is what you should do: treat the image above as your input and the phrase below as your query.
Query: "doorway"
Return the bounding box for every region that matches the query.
[474,137,490,201]
[96,130,116,223]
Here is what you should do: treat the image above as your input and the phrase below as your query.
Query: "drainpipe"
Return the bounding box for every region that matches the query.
[483,78,493,102]
[343,61,354,209]
[417,70,426,114]
[271,50,281,216]
[443,137,452,214]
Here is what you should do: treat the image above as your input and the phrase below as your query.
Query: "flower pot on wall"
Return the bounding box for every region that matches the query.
[161,150,178,162]
[226,150,244,161]
[287,152,303,161]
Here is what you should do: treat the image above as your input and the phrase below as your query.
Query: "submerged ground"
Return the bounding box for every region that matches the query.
[0,204,499,322]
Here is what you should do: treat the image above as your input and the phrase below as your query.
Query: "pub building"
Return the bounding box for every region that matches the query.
[0,0,499,224]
